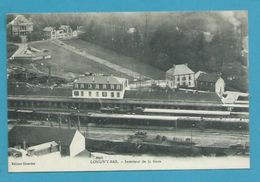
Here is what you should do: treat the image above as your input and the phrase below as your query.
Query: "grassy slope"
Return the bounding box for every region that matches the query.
[30,41,132,80]
[63,39,165,80]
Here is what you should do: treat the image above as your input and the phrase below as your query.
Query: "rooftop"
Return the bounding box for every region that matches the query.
[27,141,58,151]
[9,126,77,147]
[43,27,55,32]
[197,73,221,83]
[8,15,33,26]
[166,64,194,76]
[74,75,127,84]
[124,90,222,104]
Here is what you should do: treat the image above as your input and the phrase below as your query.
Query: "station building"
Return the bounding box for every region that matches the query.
[72,75,129,99]
[166,64,195,89]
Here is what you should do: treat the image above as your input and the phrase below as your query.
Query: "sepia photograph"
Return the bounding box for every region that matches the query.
[7,11,249,172]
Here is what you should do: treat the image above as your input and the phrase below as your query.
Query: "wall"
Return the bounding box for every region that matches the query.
[215,78,225,95]
[72,89,125,99]
[166,73,195,88]
[69,130,85,157]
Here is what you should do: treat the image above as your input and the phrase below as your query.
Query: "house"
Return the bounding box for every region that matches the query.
[72,75,128,99]
[59,25,73,37]
[196,72,225,95]
[166,64,195,88]
[8,126,86,157]
[43,27,56,39]
[7,15,33,42]
[43,25,73,40]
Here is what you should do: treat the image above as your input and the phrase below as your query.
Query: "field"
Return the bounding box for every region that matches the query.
[30,41,132,80]
[63,39,165,80]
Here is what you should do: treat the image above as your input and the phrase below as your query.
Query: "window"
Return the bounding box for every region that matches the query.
[117,92,120,98]
[95,84,99,89]
[80,84,84,89]
[111,92,114,97]
[189,75,192,80]
[182,77,186,81]
[74,91,79,96]
[177,77,180,81]
[111,84,115,90]
[88,84,92,89]
[116,84,121,90]
[103,84,107,89]
[96,92,99,97]
[74,84,79,89]
[102,92,107,97]
[81,91,84,96]
[88,91,92,97]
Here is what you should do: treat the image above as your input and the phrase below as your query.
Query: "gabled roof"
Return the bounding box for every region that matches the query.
[27,141,58,151]
[197,73,221,83]
[166,64,194,76]
[195,71,206,80]
[59,25,71,31]
[9,126,77,147]
[8,15,33,26]
[75,75,126,84]
[124,90,222,104]
[43,27,55,32]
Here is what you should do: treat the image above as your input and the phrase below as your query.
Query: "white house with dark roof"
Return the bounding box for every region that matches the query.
[196,72,225,95]
[165,64,195,88]
[72,75,129,99]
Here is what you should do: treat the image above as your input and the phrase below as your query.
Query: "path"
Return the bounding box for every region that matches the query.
[52,39,151,80]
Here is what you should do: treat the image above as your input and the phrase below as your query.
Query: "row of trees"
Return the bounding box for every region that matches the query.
[78,13,246,73]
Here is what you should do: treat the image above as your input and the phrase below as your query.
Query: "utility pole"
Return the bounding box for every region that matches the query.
[47,65,51,85]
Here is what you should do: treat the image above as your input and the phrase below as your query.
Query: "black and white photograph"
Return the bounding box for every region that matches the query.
[7,11,249,172]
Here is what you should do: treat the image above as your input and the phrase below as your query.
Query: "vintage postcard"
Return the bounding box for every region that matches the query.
[7,11,249,172]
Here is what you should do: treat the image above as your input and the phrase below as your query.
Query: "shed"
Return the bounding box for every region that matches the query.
[8,126,85,157]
